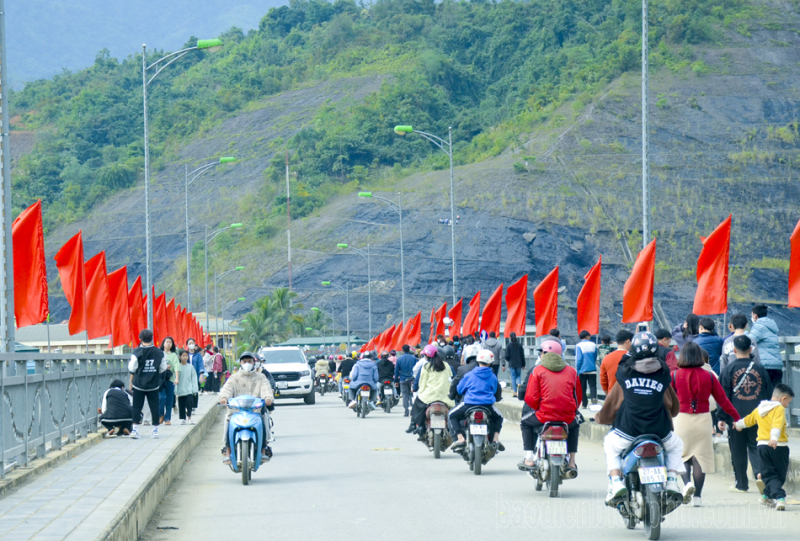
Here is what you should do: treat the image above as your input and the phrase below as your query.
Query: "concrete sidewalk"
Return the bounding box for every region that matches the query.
[0,396,219,541]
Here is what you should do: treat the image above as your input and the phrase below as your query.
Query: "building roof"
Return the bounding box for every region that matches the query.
[190,314,243,334]
[16,324,111,345]
[274,335,366,347]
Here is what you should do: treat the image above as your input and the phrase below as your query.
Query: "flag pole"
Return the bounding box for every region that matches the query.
[46,314,51,353]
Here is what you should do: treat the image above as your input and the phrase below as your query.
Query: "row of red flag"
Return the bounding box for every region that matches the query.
[362,215,800,349]
[12,201,209,348]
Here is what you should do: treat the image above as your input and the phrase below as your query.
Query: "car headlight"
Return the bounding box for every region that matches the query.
[300,370,310,377]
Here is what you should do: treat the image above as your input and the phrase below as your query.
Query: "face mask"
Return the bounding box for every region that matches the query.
[241,362,254,372]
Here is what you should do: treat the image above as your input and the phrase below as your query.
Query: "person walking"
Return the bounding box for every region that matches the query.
[159,337,179,426]
[597,335,613,363]
[749,304,783,385]
[187,339,205,394]
[482,332,503,376]
[599,330,633,393]
[175,349,199,424]
[210,346,224,393]
[202,344,215,393]
[672,313,700,350]
[575,330,598,407]
[671,343,741,507]
[721,314,760,373]
[394,345,417,417]
[503,332,526,397]
[718,335,773,493]
[128,329,167,439]
[694,317,724,374]
[98,379,133,436]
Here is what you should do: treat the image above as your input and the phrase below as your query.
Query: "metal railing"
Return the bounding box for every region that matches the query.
[779,337,800,427]
[1,353,128,478]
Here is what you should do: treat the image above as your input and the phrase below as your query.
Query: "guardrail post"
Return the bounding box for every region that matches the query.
[1,359,5,479]
[35,358,46,458]
[16,359,27,468]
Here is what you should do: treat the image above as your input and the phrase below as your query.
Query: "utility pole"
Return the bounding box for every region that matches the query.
[642,0,650,249]
[0,1,16,353]
[286,151,292,291]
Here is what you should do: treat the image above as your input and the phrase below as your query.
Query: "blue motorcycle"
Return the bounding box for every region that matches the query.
[608,434,683,540]
[226,395,267,485]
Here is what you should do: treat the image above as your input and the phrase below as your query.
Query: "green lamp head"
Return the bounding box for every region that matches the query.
[337,243,348,248]
[393,125,413,136]
[219,156,236,164]
[358,192,372,198]
[322,281,331,286]
[235,266,245,270]
[197,39,223,53]
[230,223,243,228]
[237,297,246,301]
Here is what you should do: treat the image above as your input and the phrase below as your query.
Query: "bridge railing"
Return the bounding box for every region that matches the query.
[1,353,129,478]
[779,337,800,427]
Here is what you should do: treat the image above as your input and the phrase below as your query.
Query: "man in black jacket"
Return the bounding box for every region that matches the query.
[718,335,773,493]
[128,329,166,440]
[337,354,357,397]
[504,332,526,396]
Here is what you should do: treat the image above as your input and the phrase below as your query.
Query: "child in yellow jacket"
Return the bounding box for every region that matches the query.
[734,383,794,511]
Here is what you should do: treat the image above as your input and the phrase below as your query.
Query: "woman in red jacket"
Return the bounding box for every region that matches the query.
[671,343,740,507]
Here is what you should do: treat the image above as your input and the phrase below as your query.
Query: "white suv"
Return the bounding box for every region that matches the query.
[258,346,315,404]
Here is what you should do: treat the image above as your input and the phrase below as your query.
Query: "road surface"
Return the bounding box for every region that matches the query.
[143,393,798,540]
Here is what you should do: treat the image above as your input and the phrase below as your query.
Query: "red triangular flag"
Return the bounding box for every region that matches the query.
[623,239,657,323]
[434,302,448,338]
[12,200,48,328]
[534,268,558,337]
[427,307,436,344]
[154,291,168,346]
[108,267,133,348]
[790,219,800,308]
[448,299,463,338]
[481,283,503,336]
[462,291,481,337]
[505,275,528,338]
[128,276,145,344]
[407,311,422,347]
[693,215,731,315]
[577,256,602,335]
[54,231,88,336]
[85,251,112,340]
[166,298,177,341]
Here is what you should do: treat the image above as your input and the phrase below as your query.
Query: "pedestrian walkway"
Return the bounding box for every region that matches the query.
[0,397,217,540]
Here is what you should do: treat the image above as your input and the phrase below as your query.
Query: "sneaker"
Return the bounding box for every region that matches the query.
[496,441,506,452]
[151,428,159,439]
[368,401,377,409]
[606,478,627,503]
[143,420,151,426]
[775,498,786,511]
[692,496,702,507]
[181,420,187,425]
[348,400,357,409]
[680,480,695,504]
[451,440,466,452]
[130,430,140,440]
[188,419,195,425]
[761,495,775,507]
[405,424,416,434]
[756,478,765,495]
[729,485,748,493]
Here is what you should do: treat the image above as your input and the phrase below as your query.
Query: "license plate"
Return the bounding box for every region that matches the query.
[469,424,488,435]
[384,387,393,395]
[546,440,567,455]
[343,384,349,389]
[430,417,446,429]
[639,466,667,484]
[360,390,370,397]
[277,382,288,389]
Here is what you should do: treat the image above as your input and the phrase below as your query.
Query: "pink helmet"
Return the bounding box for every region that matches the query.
[422,344,439,358]
[541,340,563,355]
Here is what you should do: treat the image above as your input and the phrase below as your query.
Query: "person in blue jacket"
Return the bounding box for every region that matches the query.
[575,330,599,407]
[348,351,379,409]
[694,317,724,374]
[449,349,505,452]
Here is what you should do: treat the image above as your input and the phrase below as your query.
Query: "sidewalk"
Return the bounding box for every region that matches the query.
[0,396,219,541]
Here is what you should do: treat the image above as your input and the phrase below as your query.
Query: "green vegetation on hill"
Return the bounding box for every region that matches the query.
[11,0,756,232]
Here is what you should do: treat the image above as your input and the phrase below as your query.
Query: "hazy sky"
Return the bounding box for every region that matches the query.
[5,0,287,88]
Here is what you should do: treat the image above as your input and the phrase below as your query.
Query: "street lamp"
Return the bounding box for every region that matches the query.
[214,266,245,342]
[143,37,223,326]
[357,192,405,320]
[222,296,246,356]
[185,157,236,310]
[205,223,243,333]
[322,281,349,345]
[336,243,371,337]
[393,125,457,305]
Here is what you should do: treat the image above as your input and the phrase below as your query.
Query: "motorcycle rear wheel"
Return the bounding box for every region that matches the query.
[433,431,442,459]
[644,485,662,540]
[473,444,482,475]
[360,399,367,418]
[241,441,251,486]
[320,384,325,396]
[547,462,560,498]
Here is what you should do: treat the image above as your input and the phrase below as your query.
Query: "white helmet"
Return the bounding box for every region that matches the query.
[477,349,494,365]
[462,344,481,362]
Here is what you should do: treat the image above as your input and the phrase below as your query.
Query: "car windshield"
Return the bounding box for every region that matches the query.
[259,349,306,364]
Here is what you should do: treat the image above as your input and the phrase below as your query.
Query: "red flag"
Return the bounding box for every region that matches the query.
[462,291,481,337]
[166,298,177,340]
[12,200,48,328]
[505,275,528,338]
[693,215,731,315]
[427,308,436,344]
[154,291,168,346]
[623,239,657,323]
[577,257,602,335]
[129,277,144,344]
[392,321,406,351]
[85,252,112,340]
[790,219,800,308]
[448,299,463,337]
[107,267,133,348]
[54,231,88,335]
[406,311,422,347]
[434,302,448,338]
[381,326,396,353]
[481,283,503,336]
[533,268,558,337]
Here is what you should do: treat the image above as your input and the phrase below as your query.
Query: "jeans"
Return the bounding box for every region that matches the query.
[579,372,597,407]
[158,381,175,422]
[604,431,685,474]
[509,367,522,393]
[348,386,377,402]
[400,378,414,414]
[132,389,160,427]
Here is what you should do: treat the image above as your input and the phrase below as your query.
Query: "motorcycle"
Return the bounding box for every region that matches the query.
[379,379,398,413]
[455,406,497,475]
[224,395,268,486]
[527,422,577,497]
[315,375,327,395]
[354,384,374,418]
[424,401,452,458]
[326,374,336,393]
[607,434,683,540]
[341,378,351,406]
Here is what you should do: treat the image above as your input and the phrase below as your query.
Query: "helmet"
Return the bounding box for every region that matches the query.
[631,332,659,360]
[351,351,357,359]
[422,344,439,358]
[443,316,454,327]
[540,340,563,355]
[462,344,480,362]
[441,345,456,361]
[239,351,256,362]
[476,349,494,365]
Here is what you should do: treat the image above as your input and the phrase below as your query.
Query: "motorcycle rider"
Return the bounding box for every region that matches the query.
[449,344,486,401]
[219,352,274,464]
[348,351,379,409]
[407,346,455,437]
[517,340,581,476]
[442,345,459,373]
[395,345,418,416]
[337,352,357,398]
[315,356,331,378]
[449,349,505,452]
[595,332,693,503]
[376,351,396,404]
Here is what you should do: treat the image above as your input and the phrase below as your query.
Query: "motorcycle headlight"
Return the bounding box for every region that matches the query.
[300,370,310,376]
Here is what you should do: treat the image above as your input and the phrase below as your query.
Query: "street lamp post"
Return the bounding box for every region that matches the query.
[322,281,349,345]
[214,266,244,343]
[143,38,223,326]
[222,297,246,357]
[0,3,16,352]
[393,125,456,306]
[357,192,405,320]
[336,243,371,337]
[205,223,243,334]
[185,157,236,310]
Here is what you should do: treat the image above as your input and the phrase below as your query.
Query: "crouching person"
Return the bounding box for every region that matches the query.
[98,379,133,436]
